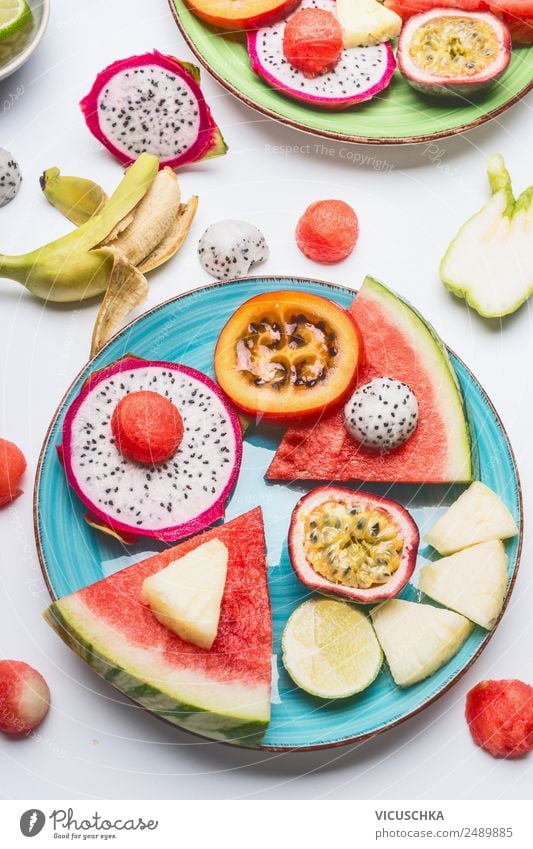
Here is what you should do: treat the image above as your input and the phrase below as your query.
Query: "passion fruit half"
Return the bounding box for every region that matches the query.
[398,9,511,96]
[289,485,419,603]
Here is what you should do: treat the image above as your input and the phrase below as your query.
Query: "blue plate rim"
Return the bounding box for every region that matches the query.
[33,275,524,752]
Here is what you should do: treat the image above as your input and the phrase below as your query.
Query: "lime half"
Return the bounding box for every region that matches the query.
[282,598,383,699]
[0,0,32,41]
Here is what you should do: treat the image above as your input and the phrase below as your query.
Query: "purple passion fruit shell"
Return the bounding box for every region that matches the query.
[289,485,419,603]
[398,9,511,96]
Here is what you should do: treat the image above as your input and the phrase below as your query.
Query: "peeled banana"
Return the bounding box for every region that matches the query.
[0,153,199,353]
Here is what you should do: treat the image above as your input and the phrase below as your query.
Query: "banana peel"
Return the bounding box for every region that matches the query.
[90,247,149,357]
[139,196,199,274]
[41,167,108,225]
[110,168,182,265]
[0,153,158,301]
[41,163,195,271]
[0,153,198,353]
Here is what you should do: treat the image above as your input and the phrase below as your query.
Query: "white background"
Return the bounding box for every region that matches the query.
[0,0,532,801]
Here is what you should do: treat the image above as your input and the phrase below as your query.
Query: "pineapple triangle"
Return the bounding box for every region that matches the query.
[371,599,473,687]
[419,539,508,629]
[141,538,228,649]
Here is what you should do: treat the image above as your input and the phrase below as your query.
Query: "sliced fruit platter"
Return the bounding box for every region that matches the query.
[168,0,533,143]
[35,275,521,750]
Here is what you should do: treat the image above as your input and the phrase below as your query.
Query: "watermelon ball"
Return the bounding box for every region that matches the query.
[0,660,50,735]
[283,9,343,79]
[465,679,533,759]
[0,439,26,508]
[111,391,184,465]
[296,200,359,263]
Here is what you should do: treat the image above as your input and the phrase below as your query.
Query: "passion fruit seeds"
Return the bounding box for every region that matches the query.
[289,486,419,603]
[304,500,404,589]
[408,15,500,78]
[398,9,511,96]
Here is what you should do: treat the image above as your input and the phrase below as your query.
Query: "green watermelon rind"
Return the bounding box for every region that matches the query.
[360,276,475,481]
[44,602,270,748]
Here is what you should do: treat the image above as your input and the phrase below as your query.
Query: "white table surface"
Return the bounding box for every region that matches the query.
[0,0,532,801]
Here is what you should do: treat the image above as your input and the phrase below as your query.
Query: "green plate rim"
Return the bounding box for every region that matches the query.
[167,0,533,146]
[33,275,523,752]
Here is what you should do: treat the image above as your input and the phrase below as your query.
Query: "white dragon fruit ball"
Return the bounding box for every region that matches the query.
[198,219,269,281]
[344,376,419,451]
[0,149,22,208]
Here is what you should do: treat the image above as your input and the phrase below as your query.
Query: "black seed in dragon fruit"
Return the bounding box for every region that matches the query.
[247,0,396,108]
[80,51,227,169]
[344,376,419,451]
[198,219,269,281]
[60,357,242,543]
[0,148,22,207]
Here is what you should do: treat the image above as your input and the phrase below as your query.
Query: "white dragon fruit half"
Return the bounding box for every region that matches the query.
[198,220,269,281]
[0,148,22,207]
[80,51,227,169]
[59,357,242,543]
[344,376,419,451]
[247,0,396,109]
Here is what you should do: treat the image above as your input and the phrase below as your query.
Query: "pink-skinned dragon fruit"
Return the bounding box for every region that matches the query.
[59,357,242,543]
[248,0,396,109]
[80,51,227,169]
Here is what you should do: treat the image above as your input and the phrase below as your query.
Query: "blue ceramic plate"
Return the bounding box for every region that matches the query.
[35,277,522,750]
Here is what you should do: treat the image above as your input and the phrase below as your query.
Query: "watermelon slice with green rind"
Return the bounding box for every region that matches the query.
[266,276,473,484]
[44,507,272,747]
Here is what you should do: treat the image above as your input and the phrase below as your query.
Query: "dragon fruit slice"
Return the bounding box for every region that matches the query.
[80,52,227,169]
[248,0,396,109]
[60,357,242,543]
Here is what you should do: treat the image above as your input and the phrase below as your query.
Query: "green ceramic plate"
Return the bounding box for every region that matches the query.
[169,0,533,144]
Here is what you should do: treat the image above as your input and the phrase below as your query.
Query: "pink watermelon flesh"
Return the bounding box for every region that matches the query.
[45,508,272,746]
[266,277,472,484]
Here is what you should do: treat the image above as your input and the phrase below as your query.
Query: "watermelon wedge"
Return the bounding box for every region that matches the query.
[266,277,473,484]
[44,508,272,747]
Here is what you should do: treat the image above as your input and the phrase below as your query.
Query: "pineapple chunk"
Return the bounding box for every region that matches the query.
[370,599,473,687]
[425,481,518,555]
[336,0,402,47]
[141,539,228,649]
[419,540,508,630]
